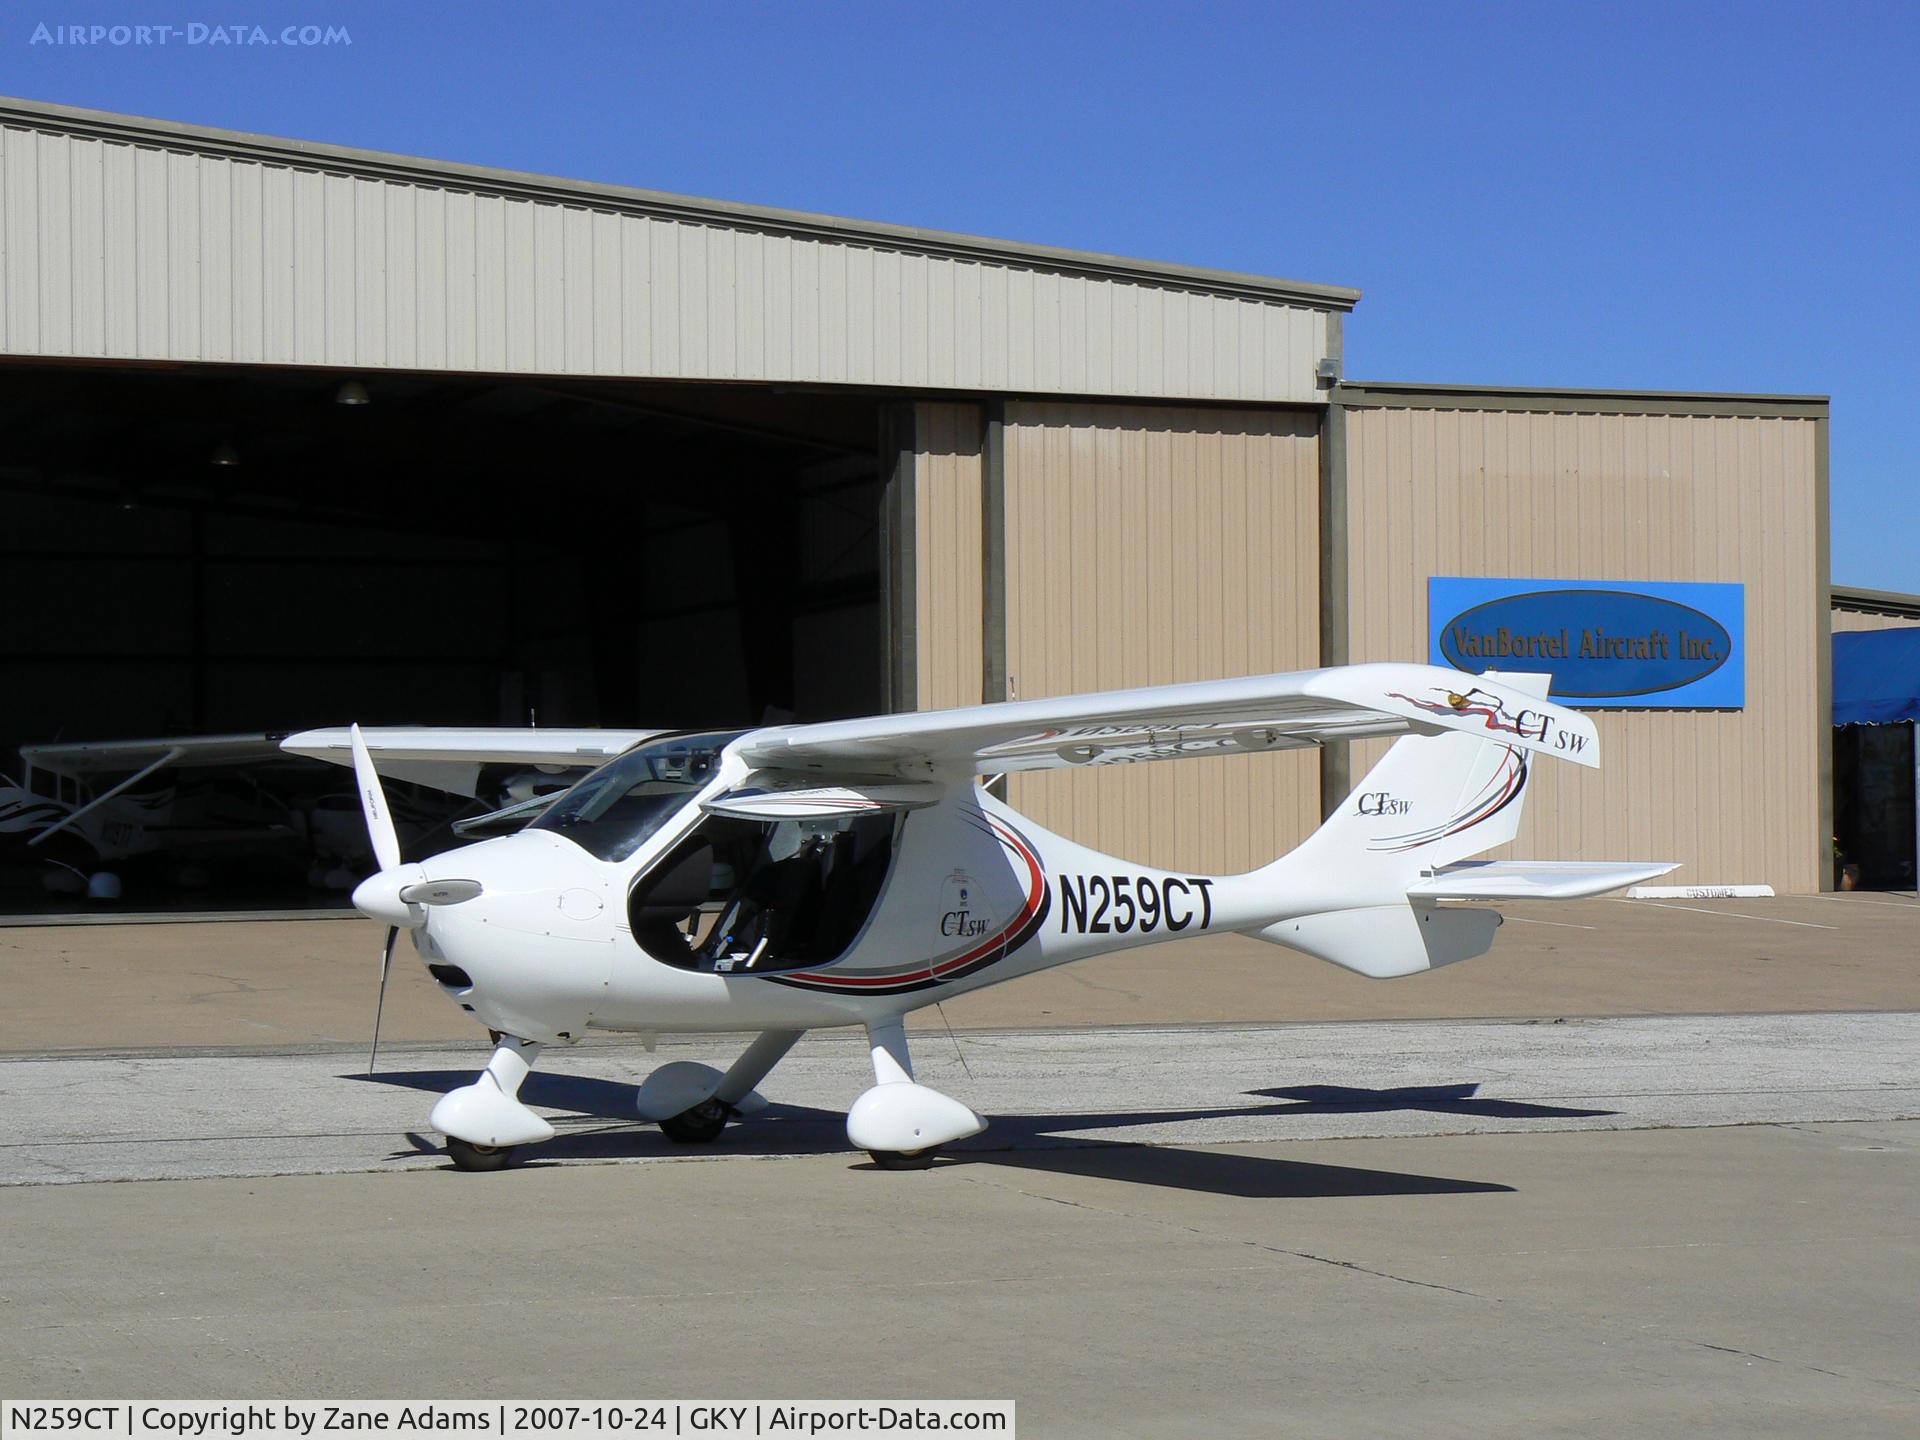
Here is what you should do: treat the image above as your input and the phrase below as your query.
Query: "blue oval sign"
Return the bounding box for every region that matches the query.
[1437,589,1733,699]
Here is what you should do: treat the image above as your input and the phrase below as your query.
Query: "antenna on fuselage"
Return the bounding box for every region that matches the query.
[934,1002,975,1083]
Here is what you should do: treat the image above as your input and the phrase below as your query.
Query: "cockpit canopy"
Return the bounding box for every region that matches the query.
[530,730,744,862]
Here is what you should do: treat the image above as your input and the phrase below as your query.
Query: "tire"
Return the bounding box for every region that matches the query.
[445,1137,515,1172]
[867,1146,942,1171]
[659,1099,730,1144]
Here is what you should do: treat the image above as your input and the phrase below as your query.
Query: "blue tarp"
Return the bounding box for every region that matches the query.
[1833,627,1920,726]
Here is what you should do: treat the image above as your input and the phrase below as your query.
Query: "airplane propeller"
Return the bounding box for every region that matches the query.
[351,722,402,873]
[345,723,485,1073]
[370,923,398,1075]
[349,724,407,1074]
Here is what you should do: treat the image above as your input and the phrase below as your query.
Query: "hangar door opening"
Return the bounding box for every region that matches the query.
[0,362,888,914]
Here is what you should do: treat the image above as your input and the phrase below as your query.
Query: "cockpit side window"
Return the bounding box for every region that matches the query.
[530,730,744,862]
[628,811,899,974]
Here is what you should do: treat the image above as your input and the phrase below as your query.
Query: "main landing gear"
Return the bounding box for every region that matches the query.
[634,1019,987,1166]
[658,1097,731,1144]
[846,1017,986,1169]
[866,1145,942,1171]
[636,1028,805,1145]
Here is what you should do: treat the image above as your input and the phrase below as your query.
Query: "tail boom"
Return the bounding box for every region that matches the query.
[1250,905,1504,980]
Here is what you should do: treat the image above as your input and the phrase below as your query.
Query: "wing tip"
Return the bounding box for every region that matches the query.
[279,726,336,756]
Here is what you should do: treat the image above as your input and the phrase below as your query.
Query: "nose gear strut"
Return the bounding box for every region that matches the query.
[432,1036,553,1170]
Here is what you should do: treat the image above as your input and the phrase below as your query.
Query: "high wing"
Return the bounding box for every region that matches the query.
[280,726,665,797]
[737,663,1600,778]
[21,733,291,778]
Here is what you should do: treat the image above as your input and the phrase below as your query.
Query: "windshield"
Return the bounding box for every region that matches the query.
[530,730,744,862]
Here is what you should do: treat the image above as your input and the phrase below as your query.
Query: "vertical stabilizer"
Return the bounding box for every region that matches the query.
[1277,672,1553,902]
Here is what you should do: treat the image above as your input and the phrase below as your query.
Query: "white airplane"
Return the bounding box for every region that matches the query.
[285,663,1674,1171]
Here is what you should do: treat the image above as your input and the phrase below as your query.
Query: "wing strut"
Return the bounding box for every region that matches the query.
[26,746,185,847]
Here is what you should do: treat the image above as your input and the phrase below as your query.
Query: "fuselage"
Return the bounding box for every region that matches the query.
[405,754,1301,1048]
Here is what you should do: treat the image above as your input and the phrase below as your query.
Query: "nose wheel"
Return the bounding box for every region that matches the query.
[431,1037,554,1172]
[445,1137,516,1171]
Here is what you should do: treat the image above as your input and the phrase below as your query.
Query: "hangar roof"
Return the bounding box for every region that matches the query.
[1335,380,1829,419]
[0,96,1353,404]
[0,97,1358,311]
[1831,585,1920,620]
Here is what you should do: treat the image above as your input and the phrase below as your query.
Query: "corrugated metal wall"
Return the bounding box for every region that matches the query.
[0,122,1333,403]
[1000,403,1322,874]
[912,402,986,712]
[1344,405,1824,891]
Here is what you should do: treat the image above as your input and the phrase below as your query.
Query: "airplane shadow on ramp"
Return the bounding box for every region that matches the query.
[351,1069,1604,1200]
[1249,1083,1616,1121]
[944,1141,1512,1199]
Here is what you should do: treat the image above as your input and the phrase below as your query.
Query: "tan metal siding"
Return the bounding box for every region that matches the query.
[1001,403,1321,874]
[0,124,1335,401]
[1832,608,1920,634]
[911,404,987,712]
[1344,406,1824,891]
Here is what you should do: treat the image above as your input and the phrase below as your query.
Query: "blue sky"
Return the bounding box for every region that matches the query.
[4,1,1914,589]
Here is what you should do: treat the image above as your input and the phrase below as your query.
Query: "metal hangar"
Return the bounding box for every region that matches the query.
[0,97,1831,894]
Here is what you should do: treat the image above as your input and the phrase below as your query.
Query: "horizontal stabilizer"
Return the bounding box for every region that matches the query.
[1407,860,1679,901]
